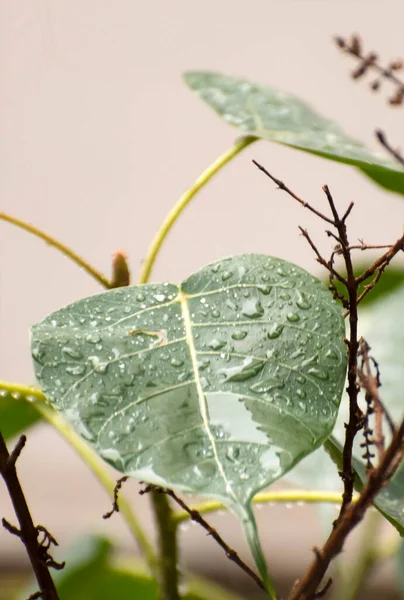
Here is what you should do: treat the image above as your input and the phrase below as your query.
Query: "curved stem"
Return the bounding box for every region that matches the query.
[138,135,258,284]
[0,381,157,576]
[0,212,111,289]
[173,490,360,525]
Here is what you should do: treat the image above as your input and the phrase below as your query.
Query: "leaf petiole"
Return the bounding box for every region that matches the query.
[0,212,111,289]
[138,135,258,284]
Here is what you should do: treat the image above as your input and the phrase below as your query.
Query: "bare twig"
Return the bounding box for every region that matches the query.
[102,476,129,519]
[0,433,62,600]
[254,162,363,515]
[140,484,266,592]
[254,161,404,598]
[375,129,404,167]
[335,35,404,106]
[289,415,404,600]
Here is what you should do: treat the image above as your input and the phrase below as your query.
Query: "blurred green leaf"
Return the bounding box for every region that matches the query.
[325,436,404,536]
[183,71,404,195]
[0,388,41,440]
[20,534,245,600]
[331,266,404,308]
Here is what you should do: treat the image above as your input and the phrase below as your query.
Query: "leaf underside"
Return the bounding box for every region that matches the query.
[183,71,404,195]
[30,254,347,580]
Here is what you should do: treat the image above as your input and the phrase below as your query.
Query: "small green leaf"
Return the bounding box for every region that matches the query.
[331,266,404,308]
[183,71,404,195]
[325,436,404,535]
[30,254,347,586]
[0,388,41,440]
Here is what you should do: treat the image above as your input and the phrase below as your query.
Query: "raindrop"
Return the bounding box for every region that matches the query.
[250,377,285,393]
[225,299,238,311]
[296,291,311,310]
[211,263,220,273]
[221,357,265,382]
[241,299,264,319]
[286,312,300,322]
[211,309,220,318]
[32,347,45,365]
[198,358,210,370]
[208,339,226,351]
[184,441,207,461]
[155,293,165,302]
[221,270,233,281]
[267,324,284,339]
[136,292,146,302]
[89,356,109,373]
[226,446,241,463]
[325,348,340,363]
[308,367,329,381]
[296,388,306,399]
[257,284,272,295]
[171,358,184,367]
[86,332,102,344]
[231,330,248,341]
[65,364,86,376]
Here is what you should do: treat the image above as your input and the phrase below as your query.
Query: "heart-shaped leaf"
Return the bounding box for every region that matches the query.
[30,254,347,586]
[183,71,404,195]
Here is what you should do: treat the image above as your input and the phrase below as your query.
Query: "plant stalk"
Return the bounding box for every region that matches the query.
[150,490,180,600]
[172,491,359,524]
[138,135,258,284]
[0,212,110,288]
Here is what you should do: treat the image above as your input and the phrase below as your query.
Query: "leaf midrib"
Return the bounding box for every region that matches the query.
[179,289,238,504]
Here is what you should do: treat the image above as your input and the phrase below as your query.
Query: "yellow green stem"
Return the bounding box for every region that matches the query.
[138,135,258,284]
[172,490,359,525]
[0,381,157,576]
[0,212,111,289]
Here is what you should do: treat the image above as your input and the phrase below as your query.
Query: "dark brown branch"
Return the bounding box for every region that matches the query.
[102,476,129,519]
[335,35,404,106]
[140,484,265,592]
[0,433,61,600]
[288,416,404,600]
[356,233,404,285]
[252,160,335,225]
[375,129,404,167]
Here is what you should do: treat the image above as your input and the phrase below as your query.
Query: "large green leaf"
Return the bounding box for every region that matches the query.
[30,254,347,586]
[183,71,404,195]
[0,388,41,440]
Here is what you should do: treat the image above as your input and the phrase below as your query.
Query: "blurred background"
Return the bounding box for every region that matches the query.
[1,1,404,598]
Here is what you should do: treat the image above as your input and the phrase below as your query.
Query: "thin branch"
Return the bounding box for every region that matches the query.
[252,160,335,225]
[335,35,404,106]
[140,485,180,600]
[253,162,363,516]
[0,212,111,289]
[375,129,404,167]
[141,484,266,593]
[288,416,404,600]
[356,233,404,285]
[102,476,129,520]
[0,433,61,600]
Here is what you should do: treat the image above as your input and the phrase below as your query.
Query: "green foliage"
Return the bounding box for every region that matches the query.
[30,253,347,585]
[1,60,404,600]
[0,389,41,440]
[20,535,243,600]
[183,71,404,195]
